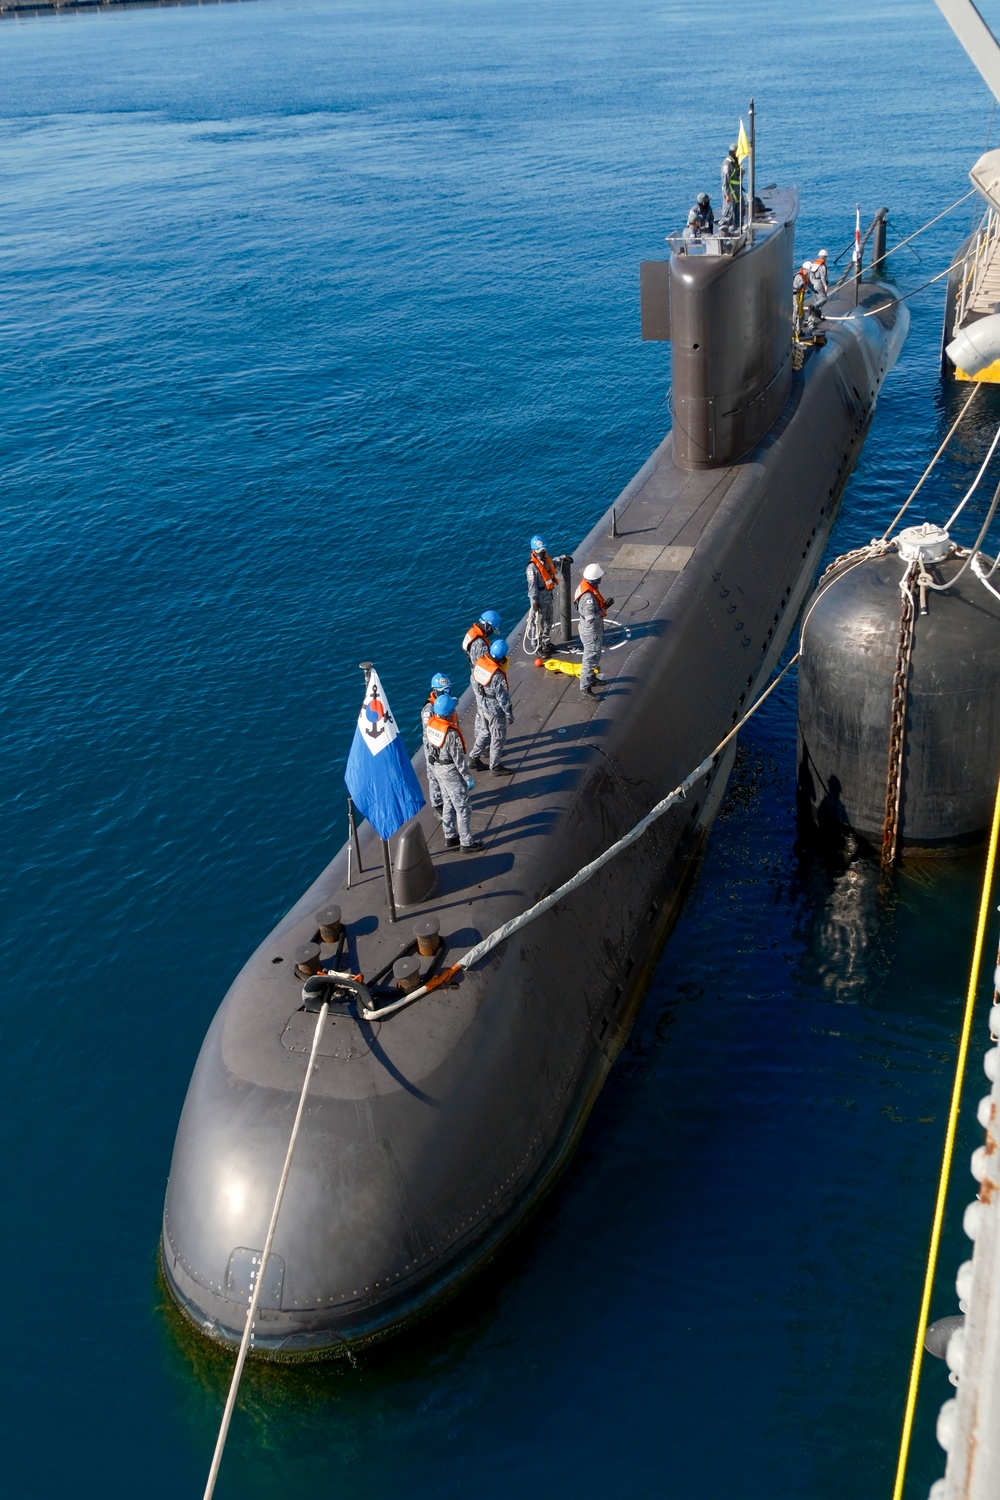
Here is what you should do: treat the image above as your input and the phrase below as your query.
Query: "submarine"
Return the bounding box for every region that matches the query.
[161,147,909,1357]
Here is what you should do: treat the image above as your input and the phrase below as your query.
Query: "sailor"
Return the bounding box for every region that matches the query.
[469,637,514,776]
[682,208,702,243]
[421,672,451,816]
[792,260,814,338]
[462,610,501,665]
[575,563,613,697]
[720,144,742,227]
[809,250,829,313]
[527,534,558,659]
[695,192,715,233]
[424,693,482,853]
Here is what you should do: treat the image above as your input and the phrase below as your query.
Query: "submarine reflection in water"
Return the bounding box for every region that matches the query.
[162,180,909,1355]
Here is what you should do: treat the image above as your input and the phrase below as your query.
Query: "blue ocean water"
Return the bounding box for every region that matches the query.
[4,0,1000,1494]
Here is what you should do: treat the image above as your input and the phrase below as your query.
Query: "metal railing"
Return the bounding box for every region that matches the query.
[955,208,1000,327]
[665,228,748,258]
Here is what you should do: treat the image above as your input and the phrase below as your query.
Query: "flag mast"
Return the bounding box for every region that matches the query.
[357,661,398,922]
[748,97,755,241]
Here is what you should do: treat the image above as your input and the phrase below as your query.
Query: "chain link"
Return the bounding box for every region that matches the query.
[881,560,918,872]
[820,537,894,584]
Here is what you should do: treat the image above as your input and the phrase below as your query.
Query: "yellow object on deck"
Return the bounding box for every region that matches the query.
[955,360,1000,383]
[543,657,581,678]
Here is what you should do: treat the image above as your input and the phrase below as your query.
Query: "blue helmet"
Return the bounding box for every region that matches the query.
[430,672,451,693]
[434,694,457,718]
[479,610,501,632]
[530,535,546,552]
[490,637,509,661]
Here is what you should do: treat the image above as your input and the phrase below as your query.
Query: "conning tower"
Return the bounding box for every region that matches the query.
[641,190,797,469]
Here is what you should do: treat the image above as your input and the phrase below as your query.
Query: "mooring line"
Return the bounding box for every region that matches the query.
[202,999,330,1500]
[881,384,981,540]
[890,766,1000,1500]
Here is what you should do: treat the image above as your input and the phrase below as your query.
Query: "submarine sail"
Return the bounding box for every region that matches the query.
[162,176,909,1356]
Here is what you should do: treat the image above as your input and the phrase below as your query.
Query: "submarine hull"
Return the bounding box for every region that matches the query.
[162,236,908,1356]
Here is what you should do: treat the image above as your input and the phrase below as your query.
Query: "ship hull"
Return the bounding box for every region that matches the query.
[162,284,908,1357]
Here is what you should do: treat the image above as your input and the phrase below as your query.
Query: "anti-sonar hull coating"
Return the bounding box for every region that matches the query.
[161,191,908,1356]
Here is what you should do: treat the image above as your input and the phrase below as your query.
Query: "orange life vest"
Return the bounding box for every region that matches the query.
[472,653,508,689]
[574,578,607,615]
[426,712,467,753]
[462,621,489,655]
[529,550,557,591]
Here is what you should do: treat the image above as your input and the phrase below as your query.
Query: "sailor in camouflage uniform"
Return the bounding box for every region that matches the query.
[575,563,613,697]
[421,672,450,815]
[469,638,514,776]
[423,694,482,852]
[463,610,500,768]
[526,534,558,658]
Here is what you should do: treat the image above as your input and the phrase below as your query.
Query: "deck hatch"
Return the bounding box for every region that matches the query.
[613,542,693,572]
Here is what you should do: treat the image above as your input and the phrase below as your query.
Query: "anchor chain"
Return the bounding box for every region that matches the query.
[881,559,918,872]
[819,536,894,585]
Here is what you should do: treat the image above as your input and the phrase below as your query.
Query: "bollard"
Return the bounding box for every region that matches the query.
[413,917,441,957]
[555,553,575,645]
[294,942,321,979]
[316,905,343,944]
[393,956,422,994]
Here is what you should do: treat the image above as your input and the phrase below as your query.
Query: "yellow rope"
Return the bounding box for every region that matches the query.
[891,764,1000,1500]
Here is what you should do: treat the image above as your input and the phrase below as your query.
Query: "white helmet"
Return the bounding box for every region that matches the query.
[816,248,828,260]
[801,260,814,271]
[583,563,605,582]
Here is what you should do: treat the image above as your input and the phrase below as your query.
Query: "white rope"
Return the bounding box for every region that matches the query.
[203,999,330,1500]
[973,551,1000,601]
[924,474,1000,592]
[946,421,1000,529]
[522,606,541,656]
[362,657,798,1021]
[881,385,981,540]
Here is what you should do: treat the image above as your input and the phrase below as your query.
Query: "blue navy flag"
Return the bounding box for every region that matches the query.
[344,668,425,841]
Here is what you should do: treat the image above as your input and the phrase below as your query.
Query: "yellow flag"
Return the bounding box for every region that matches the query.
[736,119,751,162]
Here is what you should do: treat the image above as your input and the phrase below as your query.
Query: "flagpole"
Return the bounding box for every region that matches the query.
[748,98,755,243]
[359,660,398,924]
[853,203,862,306]
[346,656,423,924]
[347,797,364,887]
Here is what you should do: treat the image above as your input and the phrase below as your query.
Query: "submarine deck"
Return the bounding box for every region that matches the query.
[217,280,907,1103]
